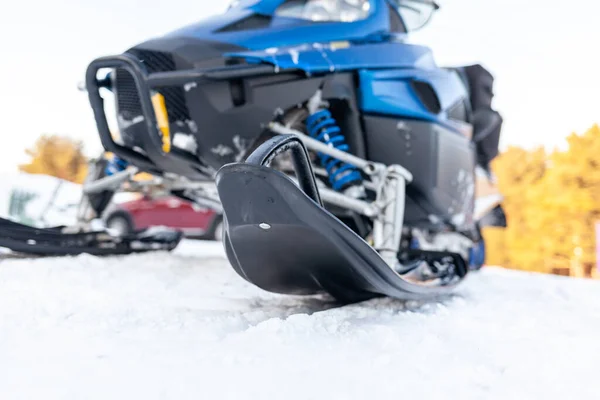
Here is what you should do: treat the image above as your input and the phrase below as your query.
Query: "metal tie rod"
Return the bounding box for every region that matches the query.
[83,168,139,195]
[268,122,413,182]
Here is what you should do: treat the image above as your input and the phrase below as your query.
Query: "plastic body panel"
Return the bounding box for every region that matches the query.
[181,73,361,169]
[363,116,476,230]
[358,69,472,136]
[225,42,436,74]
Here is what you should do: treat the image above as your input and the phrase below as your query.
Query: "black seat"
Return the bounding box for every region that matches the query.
[456,64,503,170]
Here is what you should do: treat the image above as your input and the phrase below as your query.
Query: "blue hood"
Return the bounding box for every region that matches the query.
[163,0,400,50]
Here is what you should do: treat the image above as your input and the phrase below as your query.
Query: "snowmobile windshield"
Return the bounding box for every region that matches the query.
[274,0,372,22]
[391,0,438,31]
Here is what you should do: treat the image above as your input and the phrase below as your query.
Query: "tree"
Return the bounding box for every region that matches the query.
[537,125,600,277]
[484,124,600,278]
[487,145,548,272]
[19,134,88,184]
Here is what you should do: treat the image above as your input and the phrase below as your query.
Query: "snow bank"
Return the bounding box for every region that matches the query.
[1,240,599,399]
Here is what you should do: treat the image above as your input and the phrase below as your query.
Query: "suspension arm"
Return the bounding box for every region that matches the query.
[268,122,413,182]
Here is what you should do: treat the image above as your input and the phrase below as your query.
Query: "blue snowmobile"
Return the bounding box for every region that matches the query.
[4,0,507,302]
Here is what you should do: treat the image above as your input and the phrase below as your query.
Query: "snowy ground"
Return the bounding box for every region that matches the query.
[1,240,600,400]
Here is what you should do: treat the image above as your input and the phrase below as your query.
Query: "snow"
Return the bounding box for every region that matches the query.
[1,240,600,399]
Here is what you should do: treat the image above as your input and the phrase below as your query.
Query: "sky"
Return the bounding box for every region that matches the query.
[0,0,597,172]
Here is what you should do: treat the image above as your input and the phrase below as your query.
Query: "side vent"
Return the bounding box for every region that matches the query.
[229,79,246,107]
[216,14,272,33]
[225,57,249,66]
[410,80,442,114]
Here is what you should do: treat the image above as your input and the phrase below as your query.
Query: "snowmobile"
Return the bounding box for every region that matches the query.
[5,0,507,302]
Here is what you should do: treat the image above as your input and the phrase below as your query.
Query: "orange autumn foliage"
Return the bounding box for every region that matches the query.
[19,134,88,184]
[484,124,600,278]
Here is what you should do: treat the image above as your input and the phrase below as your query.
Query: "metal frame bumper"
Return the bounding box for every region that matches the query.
[85,53,287,178]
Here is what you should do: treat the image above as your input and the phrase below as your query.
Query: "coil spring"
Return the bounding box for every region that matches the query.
[306,109,363,191]
[105,156,129,176]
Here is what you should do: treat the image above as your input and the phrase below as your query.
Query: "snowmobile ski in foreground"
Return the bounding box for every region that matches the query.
[9,0,508,301]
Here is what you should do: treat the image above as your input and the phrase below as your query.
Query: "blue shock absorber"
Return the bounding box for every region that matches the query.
[105,155,129,176]
[306,109,363,192]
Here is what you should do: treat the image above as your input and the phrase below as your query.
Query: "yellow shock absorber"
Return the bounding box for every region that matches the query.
[151,92,171,153]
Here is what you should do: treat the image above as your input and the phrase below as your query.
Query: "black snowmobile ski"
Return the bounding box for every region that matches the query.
[216,135,468,304]
[0,217,183,257]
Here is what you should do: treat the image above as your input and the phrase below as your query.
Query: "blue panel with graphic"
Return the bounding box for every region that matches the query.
[225,42,436,74]
[358,68,471,134]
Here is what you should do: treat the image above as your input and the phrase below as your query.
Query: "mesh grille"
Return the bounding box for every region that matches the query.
[115,68,142,119]
[115,49,190,122]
